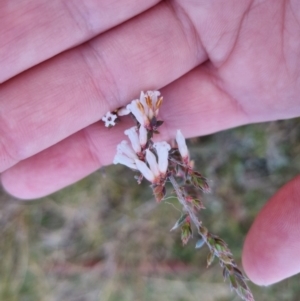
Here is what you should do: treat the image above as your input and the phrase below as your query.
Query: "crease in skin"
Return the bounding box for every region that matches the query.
[81,125,104,168]
[0,139,17,172]
[167,1,208,62]
[177,0,253,67]
[0,101,27,168]
[79,41,122,111]
[207,63,252,123]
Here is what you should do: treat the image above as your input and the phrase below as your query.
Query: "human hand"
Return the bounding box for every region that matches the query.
[1,0,300,287]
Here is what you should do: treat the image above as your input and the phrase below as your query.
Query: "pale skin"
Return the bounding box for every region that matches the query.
[1,0,300,287]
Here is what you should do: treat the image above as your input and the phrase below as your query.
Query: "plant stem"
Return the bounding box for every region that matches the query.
[168,175,201,229]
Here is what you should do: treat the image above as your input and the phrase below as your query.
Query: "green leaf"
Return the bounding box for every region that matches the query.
[223,267,229,279]
[170,213,189,231]
[190,172,210,192]
[207,235,216,247]
[181,221,192,245]
[214,237,228,252]
[207,251,215,267]
[198,226,208,237]
[235,275,249,291]
[219,254,233,265]
[229,274,238,289]
[191,198,205,210]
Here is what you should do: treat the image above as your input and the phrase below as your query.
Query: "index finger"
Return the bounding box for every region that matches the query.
[0,0,159,83]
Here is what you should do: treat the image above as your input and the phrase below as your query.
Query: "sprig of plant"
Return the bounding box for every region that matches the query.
[102,90,255,301]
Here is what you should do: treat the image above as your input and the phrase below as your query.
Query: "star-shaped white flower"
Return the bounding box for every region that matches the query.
[102,112,117,127]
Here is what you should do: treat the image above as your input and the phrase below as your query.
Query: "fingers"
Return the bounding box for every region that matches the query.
[1,122,123,199]
[0,0,159,83]
[242,175,300,285]
[0,2,206,173]
[1,66,249,199]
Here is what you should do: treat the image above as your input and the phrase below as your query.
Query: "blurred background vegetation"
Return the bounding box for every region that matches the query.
[0,118,300,301]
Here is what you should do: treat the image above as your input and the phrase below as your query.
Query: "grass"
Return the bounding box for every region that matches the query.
[0,117,300,301]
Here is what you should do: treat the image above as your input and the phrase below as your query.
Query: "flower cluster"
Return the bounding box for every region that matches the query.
[126,91,163,129]
[102,91,255,301]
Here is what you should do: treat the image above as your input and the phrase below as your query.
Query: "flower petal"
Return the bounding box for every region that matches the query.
[117,141,138,160]
[139,126,148,147]
[127,100,148,126]
[153,142,171,174]
[113,154,137,169]
[101,112,117,127]
[125,127,141,153]
[145,149,160,177]
[135,159,155,182]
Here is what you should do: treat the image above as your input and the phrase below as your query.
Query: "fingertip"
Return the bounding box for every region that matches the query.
[0,130,101,200]
[242,175,300,285]
[1,164,53,200]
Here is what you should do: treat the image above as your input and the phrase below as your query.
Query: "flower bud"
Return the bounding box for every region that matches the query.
[139,126,148,147]
[153,141,171,174]
[101,112,117,127]
[176,130,189,160]
[145,149,160,178]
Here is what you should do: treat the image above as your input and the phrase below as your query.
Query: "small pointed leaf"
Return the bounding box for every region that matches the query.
[198,226,208,237]
[229,274,238,290]
[153,185,166,202]
[220,254,233,265]
[170,213,189,231]
[207,251,215,267]
[181,221,192,245]
[155,120,164,128]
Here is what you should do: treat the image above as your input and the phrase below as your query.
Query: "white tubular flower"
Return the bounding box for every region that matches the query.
[113,153,137,170]
[124,127,141,153]
[114,141,139,169]
[117,141,138,160]
[137,90,163,121]
[135,159,155,182]
[145,149,160,178]
[126,100,149,127]
[146,90,162,118]
[139,126,148,147]
[153,141,171,174]
[176,130,189,160]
